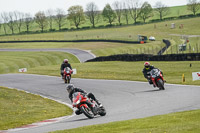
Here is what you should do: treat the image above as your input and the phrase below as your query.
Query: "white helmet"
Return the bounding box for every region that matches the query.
[64,59,68,63]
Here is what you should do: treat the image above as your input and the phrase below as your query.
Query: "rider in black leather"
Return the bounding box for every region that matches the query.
[60,59,72,78]
[142,62,155,85]
[142,62,164,86]
[66,84,102,115]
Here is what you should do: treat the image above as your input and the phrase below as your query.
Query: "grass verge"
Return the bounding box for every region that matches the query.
[28,61,200,85]
[0,41,164,56]
[0,51,79,74]
[0,87,73,130]
[51,109,200,133]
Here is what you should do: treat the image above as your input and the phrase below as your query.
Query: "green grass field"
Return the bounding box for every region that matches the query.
[0,87,73,130]
[0,41,164,56]
[51,109,200,133]
[0,51,198,85]
[27,61,200,85]
[1,17,200,41]
[0,51,79,74]
[0,17,200,56]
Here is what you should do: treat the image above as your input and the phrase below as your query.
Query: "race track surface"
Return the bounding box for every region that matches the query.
[0,74,200,133]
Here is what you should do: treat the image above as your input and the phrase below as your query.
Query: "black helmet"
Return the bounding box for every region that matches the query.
[66,84,74,93]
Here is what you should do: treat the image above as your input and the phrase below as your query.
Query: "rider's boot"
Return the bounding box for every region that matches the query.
[96,100,102,107]
[75,109,82,115]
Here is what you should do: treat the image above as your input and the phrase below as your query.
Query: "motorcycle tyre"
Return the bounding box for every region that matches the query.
[67,76,70,84]
[157,79,165,90]
[98,106,106,116]
[80,106,94,119]
[63,75,67,84]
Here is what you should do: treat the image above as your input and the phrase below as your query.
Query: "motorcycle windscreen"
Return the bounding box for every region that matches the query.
[150,69,160,78]
[72,92,80,103]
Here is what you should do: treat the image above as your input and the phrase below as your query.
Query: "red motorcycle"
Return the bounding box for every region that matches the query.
[63,67,73,84]
[150,68,165,90]
[72,92,106,119]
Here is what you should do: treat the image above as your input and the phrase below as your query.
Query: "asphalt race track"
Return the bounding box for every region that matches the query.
[0,74,200,133]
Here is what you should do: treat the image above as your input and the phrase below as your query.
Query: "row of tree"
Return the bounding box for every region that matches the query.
[0,0,200,35]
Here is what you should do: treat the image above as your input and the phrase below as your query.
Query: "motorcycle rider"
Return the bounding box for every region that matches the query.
[142,62,155,86]
[60,59,72,78]
[66,84,102,115]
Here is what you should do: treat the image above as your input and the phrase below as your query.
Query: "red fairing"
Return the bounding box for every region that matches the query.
[150,69,164,88]
[72,92,89,108]
[80,104,89,108]
[151,77,157,87]
[156,73,164,82]
[64,68,73,76]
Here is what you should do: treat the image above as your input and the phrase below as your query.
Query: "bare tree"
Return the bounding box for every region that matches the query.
[86,2,100,28]
[7,12,16,34]
[24,13,33,33]
[127,0,141,24]
[187,0,200,15]
[122,1,130,24]
[46,9,55,30]
[102,4,116,25]
[113,1,123,25]
[35,11,48,32]
[0,17,2,33]
[14,11,24,33]
[55,8,66,30]
[1,12,9,35]
[67,5,85,29]
[139,1,153,23]
[154,1,170,20]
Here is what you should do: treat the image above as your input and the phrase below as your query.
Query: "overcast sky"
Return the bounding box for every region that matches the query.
[0,0,188,15]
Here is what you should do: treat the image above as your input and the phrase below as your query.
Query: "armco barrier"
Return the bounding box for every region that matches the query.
[86,53,200,62]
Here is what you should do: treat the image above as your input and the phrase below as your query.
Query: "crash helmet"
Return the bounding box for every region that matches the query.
[144,62,150,70]
[66,84,75,93]
[64,59,68,63]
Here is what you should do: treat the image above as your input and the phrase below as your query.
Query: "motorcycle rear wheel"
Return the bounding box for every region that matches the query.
[157,79,165,90]
[80,106,94,119]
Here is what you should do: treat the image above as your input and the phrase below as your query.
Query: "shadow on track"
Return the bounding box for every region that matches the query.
[66,115,102,122]
[132,89,161,95]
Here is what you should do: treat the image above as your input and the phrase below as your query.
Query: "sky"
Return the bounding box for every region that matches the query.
[0,0,188,16]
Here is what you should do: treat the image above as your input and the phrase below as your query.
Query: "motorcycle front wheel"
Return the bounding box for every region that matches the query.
[157,79,165,90]
[98,106,106,116]
[67,76,70,83]
[80,106,94,119]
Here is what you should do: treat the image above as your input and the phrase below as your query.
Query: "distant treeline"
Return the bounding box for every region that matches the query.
[0,0,200,36]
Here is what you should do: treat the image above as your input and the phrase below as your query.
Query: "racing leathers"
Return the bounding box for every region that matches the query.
[60,62,72,77]
[142,66,155,84]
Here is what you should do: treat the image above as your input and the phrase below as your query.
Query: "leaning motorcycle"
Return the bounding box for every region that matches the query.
[72,92,106,119]
[150,68,165,90]
[63,67,73,84]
